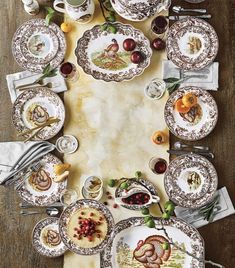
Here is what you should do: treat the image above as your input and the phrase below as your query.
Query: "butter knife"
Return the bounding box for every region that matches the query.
[167,150,214,159]
[169,14,212,20]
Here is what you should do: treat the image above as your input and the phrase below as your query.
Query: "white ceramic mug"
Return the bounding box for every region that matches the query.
[53,0,95,23]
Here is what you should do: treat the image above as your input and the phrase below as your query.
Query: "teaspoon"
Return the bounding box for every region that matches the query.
[173,5,207,14]
[174,141,209,151]
[20,207,60,217]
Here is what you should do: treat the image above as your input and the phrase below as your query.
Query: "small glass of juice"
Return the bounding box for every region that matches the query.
[149,157,168,174]
[151,16,169,38]
[59,62,79,82]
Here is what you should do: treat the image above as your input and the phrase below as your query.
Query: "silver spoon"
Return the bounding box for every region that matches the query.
[19,202,63,209]
[174,141,209,151]
[20,207,60,216]
[173,5,207,14]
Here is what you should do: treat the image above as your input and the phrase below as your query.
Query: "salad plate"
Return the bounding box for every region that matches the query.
[12,87,65,141]
[164,153,218,208]
[115,178,160,210]
[17,153,67,206]
[20,25,59,64]
[32,217,67,257]
[100,217,205,268]
[166,17,219,70]
[164,86,218,141]
[75,23,152,82]
[59,199,115,255]
[12,19,66,72]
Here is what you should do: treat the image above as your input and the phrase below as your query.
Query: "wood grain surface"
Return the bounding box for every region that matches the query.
[0,0,234,267]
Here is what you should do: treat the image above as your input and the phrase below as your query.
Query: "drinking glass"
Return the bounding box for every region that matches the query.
[60,188,79,207]
[59,62,79,82]
[151,16,169,38]
[149,157,168,174]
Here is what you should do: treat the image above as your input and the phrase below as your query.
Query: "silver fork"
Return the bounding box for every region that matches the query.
[14,162,43,190]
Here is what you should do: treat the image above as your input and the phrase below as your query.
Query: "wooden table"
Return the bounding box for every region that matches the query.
[0,0,234,267]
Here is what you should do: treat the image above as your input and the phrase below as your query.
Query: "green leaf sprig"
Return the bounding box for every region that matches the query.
[35,63,57,83]
[45,6,56,26]
[198,194,220,222]
[99,0,117,33]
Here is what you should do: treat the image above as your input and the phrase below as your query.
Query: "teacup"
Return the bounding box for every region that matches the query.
[53,0,95,24]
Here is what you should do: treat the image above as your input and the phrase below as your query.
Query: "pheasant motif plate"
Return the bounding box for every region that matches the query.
[164,87,218,141]
[32,217,67,257]
[75,23,152,82]
[16,153,67,206]
[12,19,66,72]
[166,17,219,70]
[12,87,65,141]
[164,153,218,208]
[100,217,205,268]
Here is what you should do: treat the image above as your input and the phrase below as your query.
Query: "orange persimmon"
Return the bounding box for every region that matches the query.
[175,98,190,113]
[152,131,165,145]
[182,93,197,108]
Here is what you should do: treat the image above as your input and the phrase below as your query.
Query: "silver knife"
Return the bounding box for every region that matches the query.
[167,149,214,159]
[169,14,212,20]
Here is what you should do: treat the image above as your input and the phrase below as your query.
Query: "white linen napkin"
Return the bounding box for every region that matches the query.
[175,187,235,228]
[6,69,68,103]
[163,60,219,90]
[0,141,55,185]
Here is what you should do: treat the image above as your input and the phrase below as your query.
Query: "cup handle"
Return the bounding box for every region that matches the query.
[53,0,66,14]
[152,195,160,203]
[157,0,171,13]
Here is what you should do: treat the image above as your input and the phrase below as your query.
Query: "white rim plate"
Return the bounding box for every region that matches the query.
[17,153,67,206]
[100,217,205,268]
[75,23,152,82]
[166,17,219,70]
[12,87,65,141]
[59,199,115,255]
[12,19,66,73]
[32,217,67,257]
[164,153,218,208]
[164,86,218,141]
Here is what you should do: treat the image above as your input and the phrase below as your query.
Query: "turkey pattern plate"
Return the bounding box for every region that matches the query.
[12,87,65,141]
[17,153,67,206]
[164,87,218,141]
[32,217,67,257]
[75,23,152,82]
[100,217,205,268]
[12,19,66,72]
[164,153,218,208]
[166,17,219,70]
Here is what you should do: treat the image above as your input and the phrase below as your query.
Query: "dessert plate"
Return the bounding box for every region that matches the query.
[59,199,115,255]
[20,26,59,64]
[12,87,65,141]
[115,178,160,210]
[32,217,67,257]
[166,17,219,70]
[164,86,218,141]
[164,153,218,208]
[75,23,152,82]
[17,153,67,206]
[12,19,66,72]
[100,217,205,268]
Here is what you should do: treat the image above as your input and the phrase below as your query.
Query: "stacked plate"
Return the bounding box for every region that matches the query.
[111,0,171,21]
[166,17,219,70]
[12,19,66,73]
[164,153,218,208]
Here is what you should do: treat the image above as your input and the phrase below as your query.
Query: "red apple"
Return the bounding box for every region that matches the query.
[152,38,166,50]
[131,51,143,64]
[123,38,136,51]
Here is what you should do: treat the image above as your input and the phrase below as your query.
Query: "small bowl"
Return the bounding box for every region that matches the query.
[144,78,166,100]
[84,176,103,194]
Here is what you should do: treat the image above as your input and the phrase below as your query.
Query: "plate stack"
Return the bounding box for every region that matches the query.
[12,19,66,73]
[111,0,170,21]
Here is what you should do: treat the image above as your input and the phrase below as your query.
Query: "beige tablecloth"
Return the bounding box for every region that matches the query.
[63,3,169,267]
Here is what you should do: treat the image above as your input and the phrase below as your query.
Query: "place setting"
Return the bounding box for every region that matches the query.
[1,0,234,267]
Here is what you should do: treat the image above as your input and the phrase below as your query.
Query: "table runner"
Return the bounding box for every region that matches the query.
[63,4,169,267]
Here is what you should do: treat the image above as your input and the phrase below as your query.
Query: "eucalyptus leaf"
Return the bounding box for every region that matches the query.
[43,64,51,75]
[167,83,180,94]
[164,77,180,84]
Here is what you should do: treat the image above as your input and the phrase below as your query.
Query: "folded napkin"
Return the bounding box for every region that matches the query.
[175,187,235,228]
[163,60,219,90]
[0,141,55,185]
[6,69,68,103]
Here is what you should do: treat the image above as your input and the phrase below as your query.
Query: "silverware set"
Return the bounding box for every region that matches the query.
[170,5,211,20]
[168,141,214,159]
[19,201,63,216]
